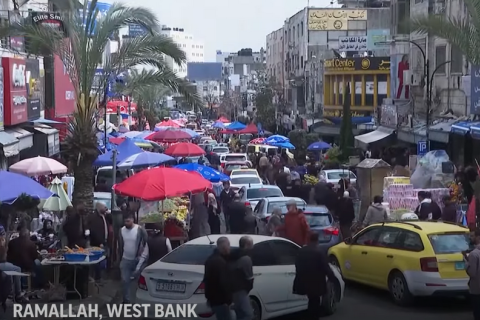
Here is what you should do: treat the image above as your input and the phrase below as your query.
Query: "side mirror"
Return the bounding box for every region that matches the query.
[344,237,352,244]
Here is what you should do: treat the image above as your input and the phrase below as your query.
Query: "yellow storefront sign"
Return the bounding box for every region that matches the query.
[308,9,367,31]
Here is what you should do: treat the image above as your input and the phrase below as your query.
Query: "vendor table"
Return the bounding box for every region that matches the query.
[41,256,106,299]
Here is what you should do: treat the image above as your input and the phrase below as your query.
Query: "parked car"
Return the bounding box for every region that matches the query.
[303,205,340,253]
[230,174,263,191]
[238,185,284,211]
[212,146,229,157]
[136,235,344,319]
[223,161,252,176]
[319,169,357,187]
[328,221,470,305]
[230,168,259,178]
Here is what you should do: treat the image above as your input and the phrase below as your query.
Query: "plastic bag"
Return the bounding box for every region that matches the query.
[410,150,453,188]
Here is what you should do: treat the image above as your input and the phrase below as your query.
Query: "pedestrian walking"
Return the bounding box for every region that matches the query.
[229,236,254,320]
[190,194,211,239]
[441,195,458,223]
[337,191,355,239]
[228,194,247,234]
[276,199,310,246]
[208,193,221,234]
[220,181,236,231]
[464,229,480,320]
[362,196,389,227]
[134,223,172,276]
[118,212,148,303]
[293,231,336,320]
[88,202,112,282]
[204,237,233,320]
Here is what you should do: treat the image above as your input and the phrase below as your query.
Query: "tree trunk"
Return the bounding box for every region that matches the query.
[72,158,94,212]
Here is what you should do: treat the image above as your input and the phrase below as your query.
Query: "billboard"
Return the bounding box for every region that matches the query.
[128,24,147,38]
[26,59,42,120]
[308,9,367,31]
[53,55,75,116]
[2,58,27,125]
[187,63,222,81]
[323,57,390,72]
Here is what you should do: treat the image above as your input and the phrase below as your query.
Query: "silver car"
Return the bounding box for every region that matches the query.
[254,197,307,234]
[237,185,284,211]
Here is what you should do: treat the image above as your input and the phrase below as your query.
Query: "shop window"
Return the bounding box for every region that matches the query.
[450,45,463,74]
[337,75,344,105]
[354,75,362,107]
[435,46,447,74]
[301,21,304,36]
[365,75,374,106]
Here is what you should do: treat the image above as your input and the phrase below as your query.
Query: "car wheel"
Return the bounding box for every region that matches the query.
[388,271,413,306]
[250,297,261,320]
[321,280,338,315]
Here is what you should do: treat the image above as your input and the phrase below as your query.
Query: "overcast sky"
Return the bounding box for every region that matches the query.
[104,0,333,61]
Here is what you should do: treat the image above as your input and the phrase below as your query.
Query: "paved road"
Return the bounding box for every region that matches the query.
[278,282,471,320]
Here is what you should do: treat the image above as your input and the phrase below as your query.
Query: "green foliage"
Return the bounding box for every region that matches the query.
[14,193,40,211]
[324,146,341,168]
[255,90,276,132]
[306,133,319,149]
[288,129,307,159]
[339,85,354,160]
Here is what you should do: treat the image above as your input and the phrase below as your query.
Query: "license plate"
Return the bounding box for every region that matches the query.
[455,261,465,270]
[156,280,186,293]
[318,235,331,242]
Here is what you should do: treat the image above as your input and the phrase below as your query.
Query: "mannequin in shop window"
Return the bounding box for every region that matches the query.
[396,54,410,99]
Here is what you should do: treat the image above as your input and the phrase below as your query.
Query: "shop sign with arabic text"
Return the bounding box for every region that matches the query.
[308,9,367,31]
[324,57,390,72]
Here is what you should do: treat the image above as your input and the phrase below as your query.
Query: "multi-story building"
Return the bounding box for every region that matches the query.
[265,5,391,117]
[159,26,205,78]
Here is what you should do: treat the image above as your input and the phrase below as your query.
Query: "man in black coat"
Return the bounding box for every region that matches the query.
[228,194,247,234]
[293,231,336,320]
[204,237,232,320]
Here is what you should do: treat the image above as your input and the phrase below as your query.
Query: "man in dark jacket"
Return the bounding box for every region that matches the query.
[204,237,232,320]
[228,194,247,234]
[442,195,458,222]
[293,231,336,320]
[220,181,236,232]
[229,236,254,320]
[88,202,112,282]
[415,191,432,220]
[337,191,355,239]
[426,191,442,220]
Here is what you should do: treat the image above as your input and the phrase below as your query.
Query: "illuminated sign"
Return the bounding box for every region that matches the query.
[308,9,367,31]
[324,57,390,72]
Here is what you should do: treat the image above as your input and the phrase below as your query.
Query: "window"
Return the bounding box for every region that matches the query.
[435,46,447,74]
[301,21,304,36]
[251,242,276,266]
[225,155,247,162]
[326,171,355,180]
[183,44,186,48]
[200,54,203,57]
[247,187,283,199]
[354,227,382,245]
[192,45,195,48]
[450,45,463,73]
[253,199,265,214]
[161,245,215,265]
[230,176,262,185]
[200,45,203,48]
[428,233,470,254]
[293,26,296,40]
[270,240,299,265]
[213,86,217,90]
[304,213,332,228]
[203,86,208,91]
[377,227,403,248]
[400,231,424,251]
[266,200,306,214]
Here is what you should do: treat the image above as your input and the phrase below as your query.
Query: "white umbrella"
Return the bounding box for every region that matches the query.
[39,177,72,211]
[9,156,67,176]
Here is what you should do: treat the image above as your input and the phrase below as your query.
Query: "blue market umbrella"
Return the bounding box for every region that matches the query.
[226,121,246,130]
[213,121,225,129]
[268,141,295,149]
[175,163,230,182]
[117,151,175,169]
[307,141,331,151]
[182,128,200,137]
[0,171,55,204]
[93,138,144,166]
[265,135,289,144]
[136,131,153,139]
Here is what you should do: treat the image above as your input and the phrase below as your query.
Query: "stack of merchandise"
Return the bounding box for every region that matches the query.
[383,176,450,219]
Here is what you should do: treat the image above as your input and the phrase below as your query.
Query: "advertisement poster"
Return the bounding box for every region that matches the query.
[53,55,75,116]
[0,67,3,130]
[471,65,480,114]
[390,54,404,99]
[338,36,367,52]
[1,57,27,125]
[26,59,42,120]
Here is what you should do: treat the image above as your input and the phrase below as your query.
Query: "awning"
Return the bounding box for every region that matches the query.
[5,128,33,151]
[0,131,19,157]
[355,127,394,145]
[34,126,59,135]
[428,119,458,143]
[450,121,480,135]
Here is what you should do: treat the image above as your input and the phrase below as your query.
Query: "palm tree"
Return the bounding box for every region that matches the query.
[8,0,201,210]
[410,1,479,64]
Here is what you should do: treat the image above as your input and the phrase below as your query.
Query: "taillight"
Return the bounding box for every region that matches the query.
[420,257,439,272]
[245,202,251,207]
[138,275,148,290]
[194,282,205,294]
[324,227,339,236]
[221,163,225,168]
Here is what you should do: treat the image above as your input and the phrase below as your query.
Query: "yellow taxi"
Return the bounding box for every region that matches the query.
[328,221,471,306]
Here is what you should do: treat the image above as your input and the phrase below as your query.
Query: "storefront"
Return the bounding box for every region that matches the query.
[323,57,391,113]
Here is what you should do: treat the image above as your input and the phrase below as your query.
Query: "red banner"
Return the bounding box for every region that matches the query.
[2,57,28,125]
[53,54,75,116]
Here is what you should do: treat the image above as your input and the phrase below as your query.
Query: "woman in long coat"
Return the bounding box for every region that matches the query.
[189,194,211,239]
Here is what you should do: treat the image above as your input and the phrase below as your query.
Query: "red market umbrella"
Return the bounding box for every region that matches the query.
[249,138,266,144]
[113,167,212,201]
[218,116,229,123]
[237,123,258,134]
[145,129,192,142]
[157,119,181,128]
[109,137,126,145]
[164,142,206,157]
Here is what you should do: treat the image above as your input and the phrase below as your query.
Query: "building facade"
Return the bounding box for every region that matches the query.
[160,26,205,78]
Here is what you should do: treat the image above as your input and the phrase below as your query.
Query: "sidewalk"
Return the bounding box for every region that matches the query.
[2,278,122,320]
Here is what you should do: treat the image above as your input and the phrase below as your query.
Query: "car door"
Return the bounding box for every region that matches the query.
[250,242,290,313]
[268,240,307,310]
[367,227,404,287]
[344,226,382,283]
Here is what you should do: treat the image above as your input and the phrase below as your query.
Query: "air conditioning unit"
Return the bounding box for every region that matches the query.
[403,70,423,86]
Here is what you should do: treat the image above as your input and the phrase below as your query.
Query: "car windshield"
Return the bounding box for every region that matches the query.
[161,245,219,265]
[428,233,471,254]
[247,188,283,199]
[226,155,246,162]
[231,170,257,176]
[304,214,332,227]
[187,157,209,164]
[231,176,261,185]
[267,200,306,214]
[213,148,229,154]
[239,134,253,140]
[225,164,243,171]
[326,171,353,180]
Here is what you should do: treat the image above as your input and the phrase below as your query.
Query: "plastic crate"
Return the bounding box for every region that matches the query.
[64,253,88,262]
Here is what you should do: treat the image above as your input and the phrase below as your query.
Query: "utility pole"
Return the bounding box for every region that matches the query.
[110,149,118,211]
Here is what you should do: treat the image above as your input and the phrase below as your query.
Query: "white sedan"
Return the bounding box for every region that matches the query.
[229,174,263,191]
[136,235,344,320]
